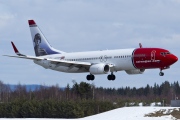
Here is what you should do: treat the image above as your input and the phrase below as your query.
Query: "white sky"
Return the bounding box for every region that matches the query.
[0,0,180,88]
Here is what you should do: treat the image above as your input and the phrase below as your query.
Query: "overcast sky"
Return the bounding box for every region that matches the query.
[0,0,180,88]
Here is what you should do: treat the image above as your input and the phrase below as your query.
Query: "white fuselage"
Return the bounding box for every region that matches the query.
[34,48,136,73]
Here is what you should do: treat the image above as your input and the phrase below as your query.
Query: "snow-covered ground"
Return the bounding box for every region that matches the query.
[0,107,178,120]
[82,107,178,120]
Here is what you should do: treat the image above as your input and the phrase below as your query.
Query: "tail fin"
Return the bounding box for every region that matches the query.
[28,20,65,56]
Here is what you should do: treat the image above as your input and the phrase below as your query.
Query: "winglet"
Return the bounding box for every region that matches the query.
[11,42,19,53]
[139,43,142,48]
[11,42,26,56]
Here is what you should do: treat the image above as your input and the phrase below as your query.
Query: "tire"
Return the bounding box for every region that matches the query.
[107,75,112,80]
[91,75,95,80]
[86,75,91,80]
[159,72,164,76]
[112,75,116,80]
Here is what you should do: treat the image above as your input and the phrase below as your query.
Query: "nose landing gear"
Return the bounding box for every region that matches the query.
[159,71,164,76]
[159,68,164,76]
[159,67,165,76]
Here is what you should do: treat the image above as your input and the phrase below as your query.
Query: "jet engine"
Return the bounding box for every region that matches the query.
[125,69,145,75]
[89,64,110,74]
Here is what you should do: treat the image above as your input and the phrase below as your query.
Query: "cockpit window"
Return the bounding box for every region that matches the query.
[166,52,170,55]
[160,52,171,56]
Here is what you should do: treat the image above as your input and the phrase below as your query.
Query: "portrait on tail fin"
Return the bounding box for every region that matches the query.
[34,33,47,56]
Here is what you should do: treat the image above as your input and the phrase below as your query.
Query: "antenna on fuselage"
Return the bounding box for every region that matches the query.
[139,43,142,48]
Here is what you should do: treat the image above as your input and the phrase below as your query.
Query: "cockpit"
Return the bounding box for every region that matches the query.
[160,52,171,56]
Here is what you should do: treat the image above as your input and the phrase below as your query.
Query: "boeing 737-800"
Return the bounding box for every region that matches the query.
[4,20,178,81]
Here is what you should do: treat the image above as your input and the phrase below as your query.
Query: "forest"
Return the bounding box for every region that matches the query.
[0,80,179,118]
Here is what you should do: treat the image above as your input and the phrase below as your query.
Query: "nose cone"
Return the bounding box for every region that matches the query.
[169,54,178,65]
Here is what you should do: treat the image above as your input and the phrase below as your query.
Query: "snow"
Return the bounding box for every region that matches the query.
[150,102,156,106]
[157,102,162,106]
[139,102,143,106]
[0,107,179,120]
[150,102,162,106]
[82,107,177,120]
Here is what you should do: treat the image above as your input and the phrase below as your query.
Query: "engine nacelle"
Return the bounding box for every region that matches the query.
[125,69,145,75]
[89,64,110,74]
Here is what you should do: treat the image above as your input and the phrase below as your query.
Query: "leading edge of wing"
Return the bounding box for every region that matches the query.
[3,55,44,60]
[3,55,91,66]
[47,58,91,66]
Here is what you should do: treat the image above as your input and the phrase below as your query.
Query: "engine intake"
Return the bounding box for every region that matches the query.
[89,64,110,74]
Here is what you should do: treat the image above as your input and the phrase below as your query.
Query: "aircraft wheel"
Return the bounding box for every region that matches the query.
[107,75,112,80]
[107,74,116,81]
[86,75,91,80]
[91,75,95,80]
[159,72,164,76]
[86,74,95,81]
[112,75,116,80]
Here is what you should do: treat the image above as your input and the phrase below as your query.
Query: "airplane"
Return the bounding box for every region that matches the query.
[4,20,178,81]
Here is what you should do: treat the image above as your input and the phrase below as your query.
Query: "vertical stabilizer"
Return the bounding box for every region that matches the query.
[28,20,64,56]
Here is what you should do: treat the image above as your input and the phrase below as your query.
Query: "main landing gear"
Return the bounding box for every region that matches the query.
[86,74,95,81]
[107,73,116,81]
[86,73,116,81]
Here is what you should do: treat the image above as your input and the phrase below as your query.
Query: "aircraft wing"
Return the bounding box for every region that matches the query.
[3,55,44,60]
[4,54,91,66]
[4,42,91,67]
[46,58,91,66]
